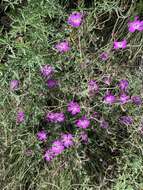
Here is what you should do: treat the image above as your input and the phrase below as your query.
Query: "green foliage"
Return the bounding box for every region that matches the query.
[1,0,143,190]
[135,0,143,15]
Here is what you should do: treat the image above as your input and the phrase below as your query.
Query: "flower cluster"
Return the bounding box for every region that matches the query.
[37,73,141,162]
[10,13,142,164]
[44,133,74,161]
[102,79,142,106]
[54,12,83,53]
[39,62,59,91]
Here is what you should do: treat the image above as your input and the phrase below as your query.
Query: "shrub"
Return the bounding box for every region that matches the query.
[1,0,143,189]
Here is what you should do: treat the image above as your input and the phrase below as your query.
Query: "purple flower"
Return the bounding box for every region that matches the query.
[119,94,130,104]
[131,96,142,105]
[51,140,65,156]
[10,80,19,91]
[45,112,65,123]
[103,76,111,85]
[67,101,80,115]
[55,41,70,53]
[46,79,58,88]
[67,12,83,28]
[44,149,54,161]
[119,116,133,126]
[80,131,88,143]
[100,52,109,61]
[88,80,99,94]
[100,119,109,129]
[37,130,47,142]
[16,111,25,124]
[40,65,54,78]
[103,92,116,104]
[113,39,127,49]
[128,17,143,33]
[53,113,65,122]
[118,79,129,91]
[76,116,90,129]
[61,133,74,148]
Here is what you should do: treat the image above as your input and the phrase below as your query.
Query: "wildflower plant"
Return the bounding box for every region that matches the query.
[1,0,143,190]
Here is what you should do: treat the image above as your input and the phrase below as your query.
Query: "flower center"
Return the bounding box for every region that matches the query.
[118,42,123,47]
[73,18,80,23]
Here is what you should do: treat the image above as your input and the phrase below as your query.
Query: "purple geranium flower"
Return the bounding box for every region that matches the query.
[100,52,109,61]
[16,111,25,124]
[88,80,99,94]
[128,17,143,33]
[113,39,127,49]
[76,116,90,129]
[46,79,58,88]
[67,12,83,28]
[61,133,74,148]
[119,94,130,104]
[119,116,133,126]
[44,149,54,161]
[103,92,116,104]
[55,41,70,53]
[67,101,80,115]
[131,96,142,106]
[45,112,65,123]
[51,140,65,156]
[118,79,129,91]
[40,65,54,78]
[54,113,65,122]
[10,80,19,91]
[37,130,47,142]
